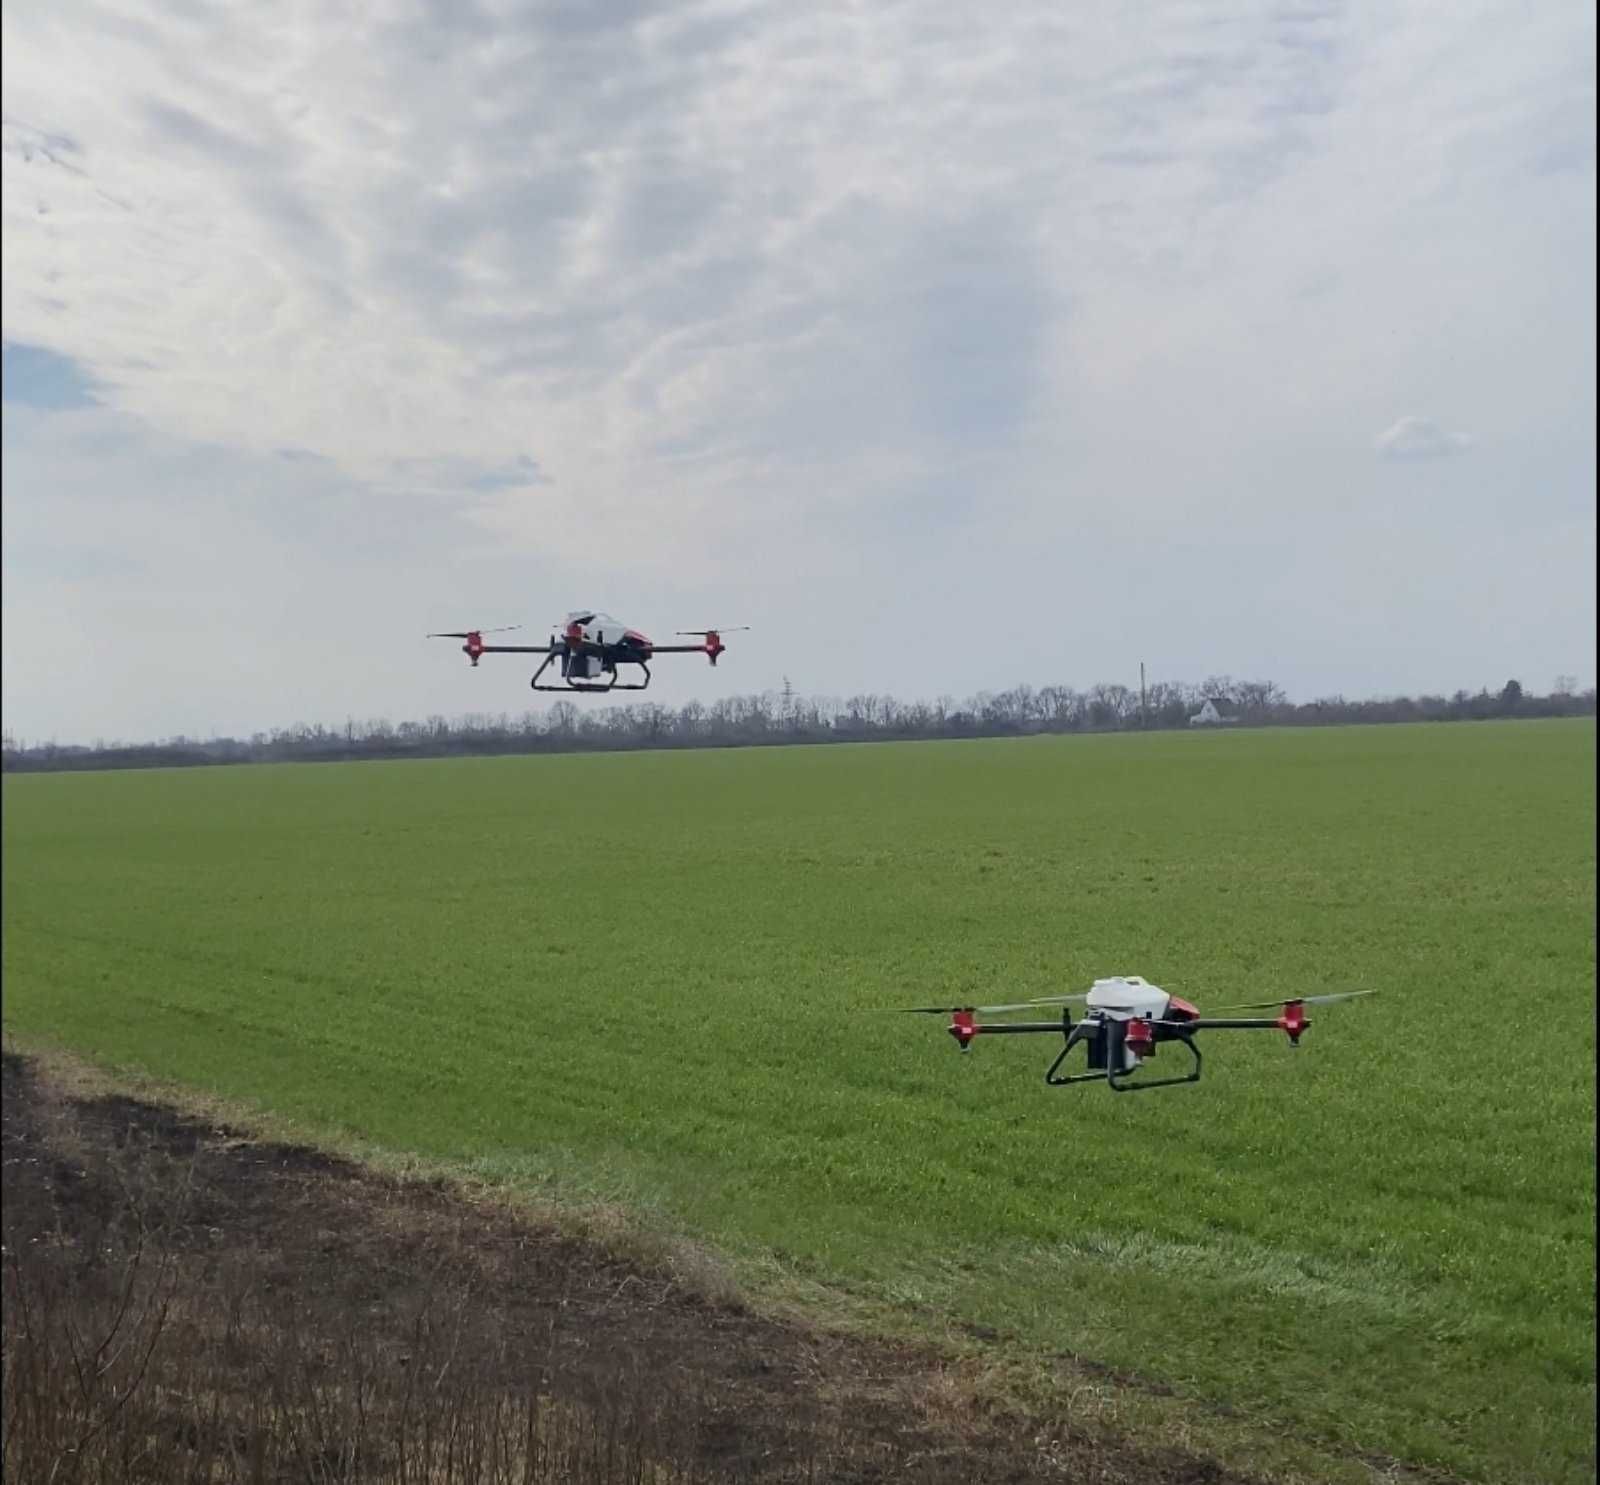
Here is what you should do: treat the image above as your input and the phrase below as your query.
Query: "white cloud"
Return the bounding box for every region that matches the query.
[1374,416,1474,460]
[1,0,1595,739]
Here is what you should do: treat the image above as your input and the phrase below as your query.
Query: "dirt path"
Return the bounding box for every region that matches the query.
[3,1049,1253,1483]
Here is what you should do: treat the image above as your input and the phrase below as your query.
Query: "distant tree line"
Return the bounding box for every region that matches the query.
[3,674,1592,774]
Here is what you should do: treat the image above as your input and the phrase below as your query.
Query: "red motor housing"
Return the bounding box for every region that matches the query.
[949,1009,977,1051]
[1126,1017,1155,1057]
[463,630,484,666]
[1277,1000,1308,1044]
[703,630,724,665]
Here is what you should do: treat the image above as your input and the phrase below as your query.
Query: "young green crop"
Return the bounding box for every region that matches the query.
[4,720,1594,1483]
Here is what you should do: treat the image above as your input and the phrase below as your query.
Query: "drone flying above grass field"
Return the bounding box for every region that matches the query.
[4,720,1592,1483]
[429,611,748,694]
[3,0,1593,1476]
[900,976,1378,1091]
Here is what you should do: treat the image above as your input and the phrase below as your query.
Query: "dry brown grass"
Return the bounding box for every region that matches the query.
[4,1046,1274,1484]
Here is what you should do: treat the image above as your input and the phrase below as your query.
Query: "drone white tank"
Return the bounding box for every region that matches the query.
[1085,976,1171,1019]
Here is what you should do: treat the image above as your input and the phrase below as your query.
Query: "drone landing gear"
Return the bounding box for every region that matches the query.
[563,665,651,692]
[1043,1019,1204,1092]
[1107,1036,1201,1093]
[529,654,653,692]
[1044,1020,1108,1087]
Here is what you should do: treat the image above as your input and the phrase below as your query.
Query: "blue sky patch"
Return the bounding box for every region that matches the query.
[1,342,101,410]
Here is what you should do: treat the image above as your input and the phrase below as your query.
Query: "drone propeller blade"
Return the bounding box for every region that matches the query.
[898,998,1070,1016]
[898,993,1142,1015]
[675,627,751,636]
[1018,993,1138,1011]
[1205,990,1380,1012]
[427,625,522,638]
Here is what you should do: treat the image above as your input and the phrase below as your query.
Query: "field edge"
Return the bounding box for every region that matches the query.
[2,1027,1473,1485]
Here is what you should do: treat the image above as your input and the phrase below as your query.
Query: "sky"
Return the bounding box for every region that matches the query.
[2,0,1594,744]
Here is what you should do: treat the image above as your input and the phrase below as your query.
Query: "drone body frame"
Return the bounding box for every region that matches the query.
[428,611,745,694]
[911,977,1370,1093]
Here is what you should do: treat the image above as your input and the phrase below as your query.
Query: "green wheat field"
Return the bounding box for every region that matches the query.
[3,720,1594,1483]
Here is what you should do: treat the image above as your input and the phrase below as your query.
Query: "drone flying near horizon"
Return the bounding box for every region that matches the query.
[901,976,1377,1092]
[428,611,747,694]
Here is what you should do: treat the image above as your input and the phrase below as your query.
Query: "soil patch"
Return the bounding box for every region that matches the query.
[3,1049,1251,1482]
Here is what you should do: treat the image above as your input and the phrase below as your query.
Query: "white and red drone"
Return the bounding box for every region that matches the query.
[428,611,746,693]
[902,976,1376,1092]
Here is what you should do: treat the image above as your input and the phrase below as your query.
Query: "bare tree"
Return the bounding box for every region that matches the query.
[1234,680,1288,717]
[1086,683,1134,728]
[1036,685,1080,730]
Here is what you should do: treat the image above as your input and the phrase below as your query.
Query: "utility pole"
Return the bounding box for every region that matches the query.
[1140,662,1147,728]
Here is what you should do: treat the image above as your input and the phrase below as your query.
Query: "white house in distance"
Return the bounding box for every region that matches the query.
[1189,697,1240,726]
